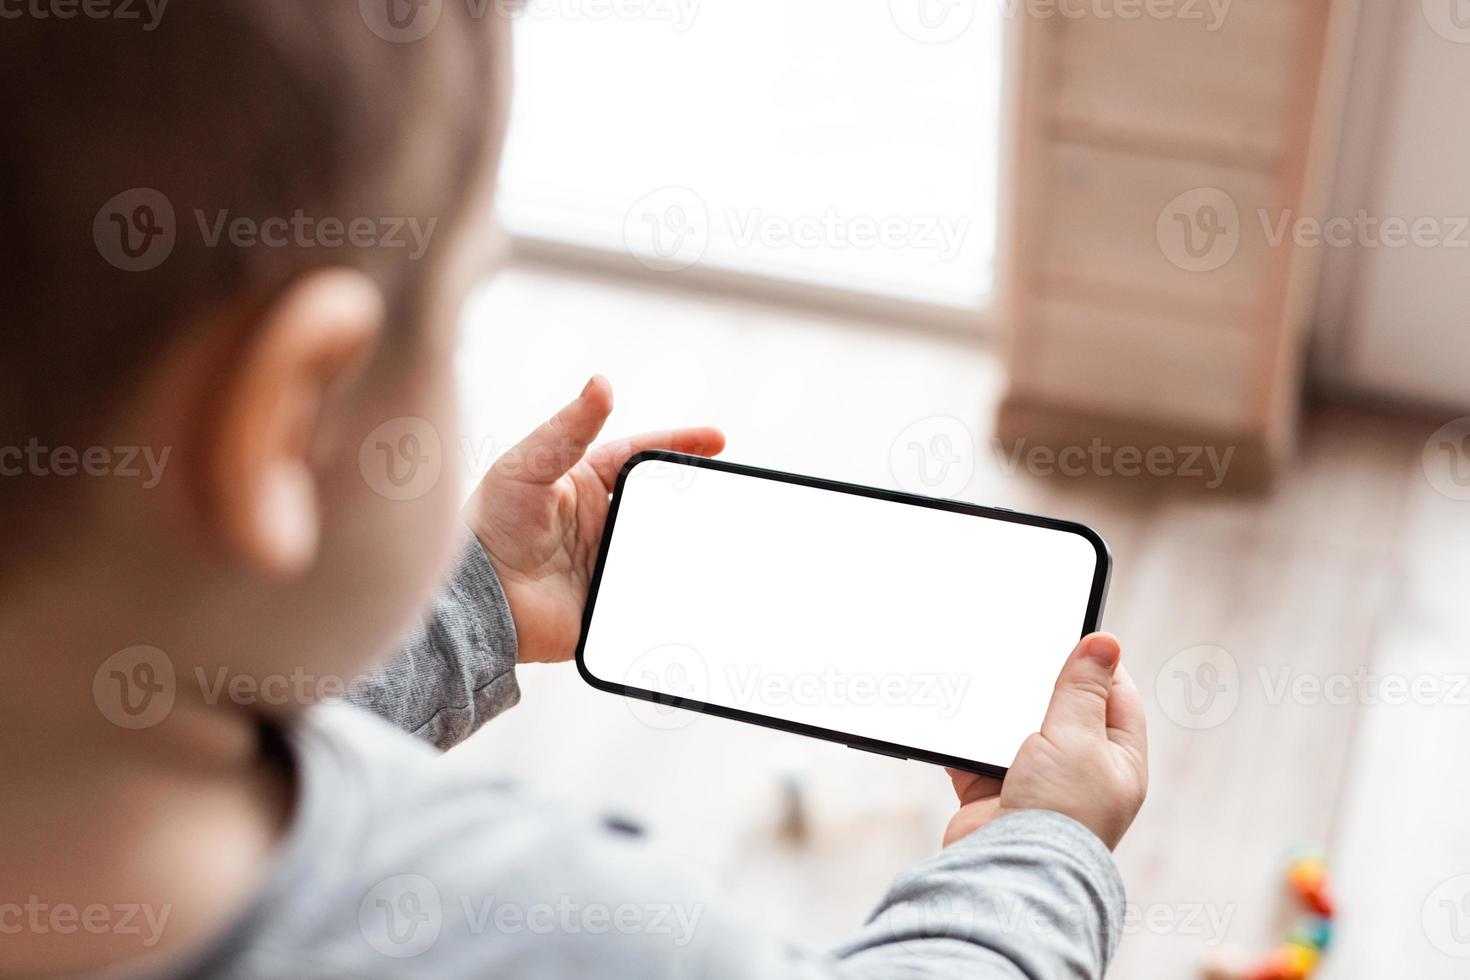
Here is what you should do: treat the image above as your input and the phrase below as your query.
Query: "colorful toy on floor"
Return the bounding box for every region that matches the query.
[1200,850,1335,980]
[1286,855,1335,918]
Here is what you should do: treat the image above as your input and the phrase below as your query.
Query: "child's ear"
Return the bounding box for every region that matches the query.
[209,268,385,578]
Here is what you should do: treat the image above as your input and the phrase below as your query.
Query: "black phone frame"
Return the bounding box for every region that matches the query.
[574,451,1111,777]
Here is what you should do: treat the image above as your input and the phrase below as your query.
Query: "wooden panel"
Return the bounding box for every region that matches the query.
[1037,141,1280,315]
[1017,296,1255,430]
[1049,0,1308,168]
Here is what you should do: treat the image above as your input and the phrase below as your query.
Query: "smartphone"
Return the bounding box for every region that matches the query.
[575,451,1110,776]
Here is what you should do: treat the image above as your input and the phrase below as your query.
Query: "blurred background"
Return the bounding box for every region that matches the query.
[451,2,1470,977]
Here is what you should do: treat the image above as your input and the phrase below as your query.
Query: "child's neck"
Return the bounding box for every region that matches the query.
[0,565,294,978]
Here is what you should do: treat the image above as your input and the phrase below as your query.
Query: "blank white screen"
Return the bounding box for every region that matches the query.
[581,459,1103,769]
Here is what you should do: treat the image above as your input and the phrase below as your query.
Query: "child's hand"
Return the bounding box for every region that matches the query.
[944,633,1148,850]
[464,377,725,665]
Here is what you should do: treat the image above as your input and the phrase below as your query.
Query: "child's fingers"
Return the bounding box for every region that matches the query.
[503,376,615,484]
[1040,633,1121,739]
[1105,663,1148,763]
[586,427,726,491]
[946,767,1003,805]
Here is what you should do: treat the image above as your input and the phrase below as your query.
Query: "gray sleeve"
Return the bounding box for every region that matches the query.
[202,706,1127,980]
[826,810,1125,978]
[345,531,520,749]
[514,808,1126,980]
[680,811,1124,980]
[441,804,1124,980]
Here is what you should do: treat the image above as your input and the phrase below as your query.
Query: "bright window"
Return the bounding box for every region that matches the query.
[497,1,1004,309]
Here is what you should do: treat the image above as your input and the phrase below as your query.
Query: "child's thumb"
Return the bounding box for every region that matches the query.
[1041,633,1122,737]
[503,376,614,483]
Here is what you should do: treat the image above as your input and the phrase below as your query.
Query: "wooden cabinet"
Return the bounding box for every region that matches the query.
[998,0,1357,488]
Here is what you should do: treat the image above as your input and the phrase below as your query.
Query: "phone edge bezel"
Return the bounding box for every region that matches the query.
[573,450,1113,778]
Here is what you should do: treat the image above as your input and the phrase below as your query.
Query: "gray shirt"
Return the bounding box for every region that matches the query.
[174,537,1126,979]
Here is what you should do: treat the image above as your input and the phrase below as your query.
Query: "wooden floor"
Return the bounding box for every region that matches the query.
[453,261,1469,979]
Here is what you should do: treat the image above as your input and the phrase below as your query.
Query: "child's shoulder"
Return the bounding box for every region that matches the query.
[200,704,720,977]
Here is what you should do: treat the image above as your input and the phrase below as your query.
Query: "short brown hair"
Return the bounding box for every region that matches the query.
[0,1,502,521]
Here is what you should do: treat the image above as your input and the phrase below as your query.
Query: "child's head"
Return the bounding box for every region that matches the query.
[2,3,510,702]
